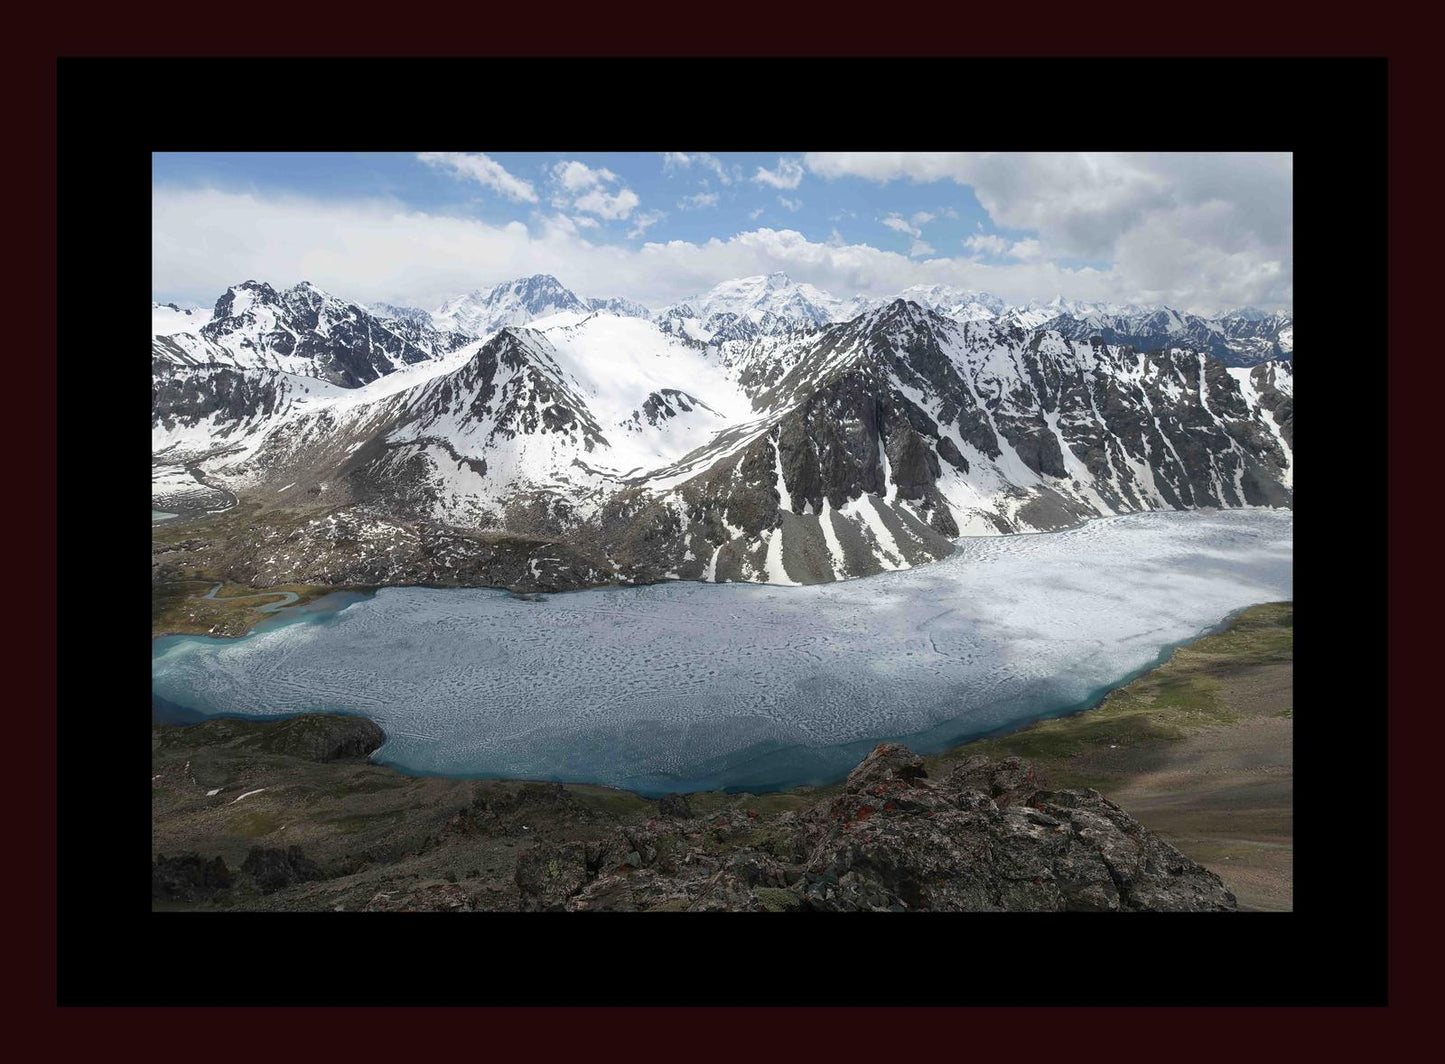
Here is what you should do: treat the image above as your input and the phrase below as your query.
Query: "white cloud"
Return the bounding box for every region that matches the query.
[626,209,665,239]
[416,151,537,203]
[806,152,1292,309]
[152,185,1286,315]
[553,159,617,192]
[574,186,640,221]
[881,213,922,238]
[753,157,805,190]
[909,240,936,258]
[749,207,764,221]
[679,191,719,210]
[572,215,599,229]
[663,152,736,185]
[1008,239,1044,262]
[910,211,935,227]
[547,159,641,222]
[777,196,802,212]
[963,233,1009,257]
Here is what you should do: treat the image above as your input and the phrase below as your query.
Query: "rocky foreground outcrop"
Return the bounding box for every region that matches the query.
[514,744,1235,912]
[151,720,1235,912]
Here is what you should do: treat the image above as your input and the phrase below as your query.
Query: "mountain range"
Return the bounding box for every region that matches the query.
[152,273,1294,591]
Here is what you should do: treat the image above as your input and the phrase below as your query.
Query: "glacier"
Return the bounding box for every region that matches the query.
[151,508,1292,795]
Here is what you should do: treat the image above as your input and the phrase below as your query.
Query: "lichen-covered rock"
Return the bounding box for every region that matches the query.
[843,742,928,793]
[253,714,386,762]
[152,853,233,901]
[510,744,1236,914]
[515,842,592,912]
[947,755,1037,805]
[657,793,693,820]
[242,846,323,893]
[156,713,384,763]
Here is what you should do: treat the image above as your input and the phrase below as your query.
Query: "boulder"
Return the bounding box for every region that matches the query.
[242,846,323,893]
[515,842,591,912]
[253,714,386,762]
[843,742,928,793]
[657,793,693,819]
[152,853,232,901]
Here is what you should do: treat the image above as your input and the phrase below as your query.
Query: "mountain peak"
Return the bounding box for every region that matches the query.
[515,273,566,288]
[861,297,940,335]
[431,274,590,337]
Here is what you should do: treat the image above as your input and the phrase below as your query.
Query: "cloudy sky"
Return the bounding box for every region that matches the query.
[152,152,1292,315]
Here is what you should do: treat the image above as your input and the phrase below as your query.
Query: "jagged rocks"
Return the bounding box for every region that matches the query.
[935,435,968,473]
[842,742,928,793]
[658,793,693,819]
[152,853,233,901]
[946,755,1036,805]
[242,846,323,893]
[455,781,595,839]
[515,842,593,911]
[252,715,385,762]
[511,744,1236,913]
[156,286,1293,592]
[156,713,384,763]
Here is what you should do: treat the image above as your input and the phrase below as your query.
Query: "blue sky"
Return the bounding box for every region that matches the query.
[151,152,1291,314]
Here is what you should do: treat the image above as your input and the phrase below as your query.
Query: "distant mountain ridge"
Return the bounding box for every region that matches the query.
[153,280,474,388]
[153,273,1294,590]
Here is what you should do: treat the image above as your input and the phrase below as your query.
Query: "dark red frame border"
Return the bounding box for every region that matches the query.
[24,8,1423,1043]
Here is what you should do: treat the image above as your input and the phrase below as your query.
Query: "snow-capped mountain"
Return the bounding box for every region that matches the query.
[152,280,474,388]
[1040,305,1293,367]
[896,285,1005,323]
[587,295,652,320]
[656,272,855,343]
[152,301,213,336]
[161,272,1289,381]
[365,302,435,326]
[1217,310,1294,361]
[154,290,1294,592]
[432,274,593,336]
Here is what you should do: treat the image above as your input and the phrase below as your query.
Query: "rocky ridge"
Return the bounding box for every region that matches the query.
[151,716,1235,913]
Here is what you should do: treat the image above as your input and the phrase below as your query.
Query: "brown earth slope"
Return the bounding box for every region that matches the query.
[929,601,1293,910]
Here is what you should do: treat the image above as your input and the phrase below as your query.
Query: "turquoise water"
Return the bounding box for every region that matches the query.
[151,509,1293,795]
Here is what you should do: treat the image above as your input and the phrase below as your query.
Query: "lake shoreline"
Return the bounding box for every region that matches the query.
[151,601,1291,911]
[152,509,1293,794]
[152,597,1278,790]
[151,504,1294,639]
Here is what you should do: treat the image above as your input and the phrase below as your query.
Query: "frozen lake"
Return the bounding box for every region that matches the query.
[151,508,1293,795]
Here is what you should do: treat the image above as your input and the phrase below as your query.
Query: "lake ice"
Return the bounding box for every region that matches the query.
[151,508,1293,795]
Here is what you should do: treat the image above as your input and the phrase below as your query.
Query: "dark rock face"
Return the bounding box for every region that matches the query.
[515,842,594,912]
[843,742,927,792]
[242,846,323,893]
[1044,307,1292,368]
[658,793,693,819]
[152,853,233,901]
[452,782,595,839]
[152,363,290,438]
[935,435,968,472]
[199,280,469,388]
[154,293,1292,593]
[513,745,1236,913]
[156,714,384,763]
[1250,361,1294,448]
[252,715,386,762]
